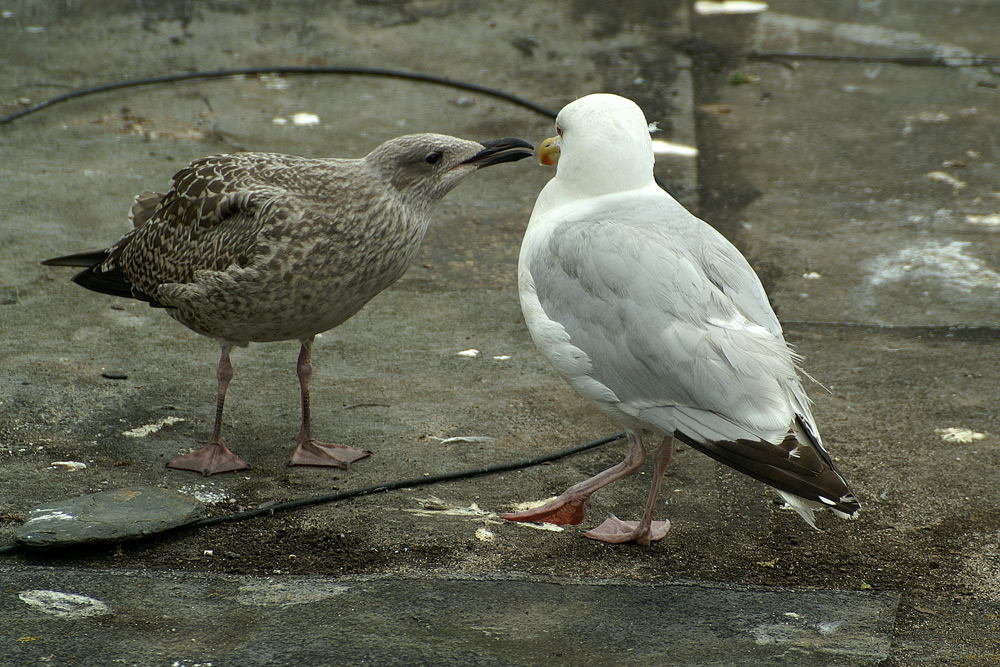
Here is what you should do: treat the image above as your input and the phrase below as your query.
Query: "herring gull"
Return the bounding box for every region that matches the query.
[44,134,533,475]
[502,94,858,544]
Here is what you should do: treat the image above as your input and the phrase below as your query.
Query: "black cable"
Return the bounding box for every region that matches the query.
[190,430,625,529]
[0,431,626,555]
[6,51,1000,128]
[0,66,558,126]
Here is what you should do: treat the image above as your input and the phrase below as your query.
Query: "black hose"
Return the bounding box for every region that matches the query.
[0,66,558,126]
[190,430,625,529]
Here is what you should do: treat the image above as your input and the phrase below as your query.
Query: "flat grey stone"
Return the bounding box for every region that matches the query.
[2,566,899,666]
[14,486,205,548]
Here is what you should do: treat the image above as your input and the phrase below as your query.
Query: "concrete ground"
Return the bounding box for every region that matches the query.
[1,1,998,665]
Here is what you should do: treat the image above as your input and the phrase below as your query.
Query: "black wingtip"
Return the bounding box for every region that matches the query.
[43,248,163,305]
[674,430,860,517]
[41,249,108,268]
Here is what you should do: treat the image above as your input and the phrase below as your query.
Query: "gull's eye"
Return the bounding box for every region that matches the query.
[556,125,563,137]
[425,152,441,165]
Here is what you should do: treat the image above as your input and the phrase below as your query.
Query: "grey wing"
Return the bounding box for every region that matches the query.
[529,199,803,443]
[698,232,784,339]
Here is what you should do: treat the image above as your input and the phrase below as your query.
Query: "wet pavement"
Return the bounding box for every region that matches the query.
[0,565,899,666]
[2,1,999,665]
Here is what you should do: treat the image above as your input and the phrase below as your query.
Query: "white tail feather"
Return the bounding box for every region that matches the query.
[775,490,859,530]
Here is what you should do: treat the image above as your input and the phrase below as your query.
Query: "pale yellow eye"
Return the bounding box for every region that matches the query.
[556,125,564,137]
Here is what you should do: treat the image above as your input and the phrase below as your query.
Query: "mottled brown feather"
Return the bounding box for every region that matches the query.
[46,134,533,345]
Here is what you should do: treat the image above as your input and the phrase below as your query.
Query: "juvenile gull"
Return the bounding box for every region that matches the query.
[44,133,533,475]
[502,94,859,544]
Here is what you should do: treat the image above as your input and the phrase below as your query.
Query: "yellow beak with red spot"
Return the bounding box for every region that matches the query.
[538,136,560,166]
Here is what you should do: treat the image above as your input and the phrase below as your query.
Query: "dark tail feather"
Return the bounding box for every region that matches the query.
[42,250,162,305]
[673,427,860,518]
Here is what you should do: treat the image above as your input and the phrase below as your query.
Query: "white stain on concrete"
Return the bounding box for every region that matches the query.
[178,485,231,504]
[18,590,109,618]
[925,170,967,190]
[290,112,320,126]
[966,213,1000,228]
[49,461,87,471]
[236,579,349,607]
[936,427,986,444]
[695,1,769,16]
[405,497,495,519]
[427,435,495,445]
[122,416,184,437]
[867,240,1000,291]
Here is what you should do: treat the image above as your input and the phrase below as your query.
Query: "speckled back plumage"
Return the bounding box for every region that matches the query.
[114,154,305,293]
[68,134,495,344]
[41,132,532,475]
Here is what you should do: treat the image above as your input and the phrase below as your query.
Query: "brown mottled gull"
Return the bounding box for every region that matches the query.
[502,94,858,544]
[43,134,533,476]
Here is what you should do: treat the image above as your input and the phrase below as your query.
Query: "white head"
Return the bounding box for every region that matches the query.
[539,94,655,197]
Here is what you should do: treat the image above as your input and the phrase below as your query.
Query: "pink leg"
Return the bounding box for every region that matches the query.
[167,344,250,476]
[584,435,674,545]
[289,337,371,468]
[501,432,647,526]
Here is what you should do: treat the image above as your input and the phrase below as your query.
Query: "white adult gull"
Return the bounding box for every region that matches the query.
[502,94,859,545]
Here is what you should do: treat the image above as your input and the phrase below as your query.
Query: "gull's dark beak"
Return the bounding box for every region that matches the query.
[459,137,534,168]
